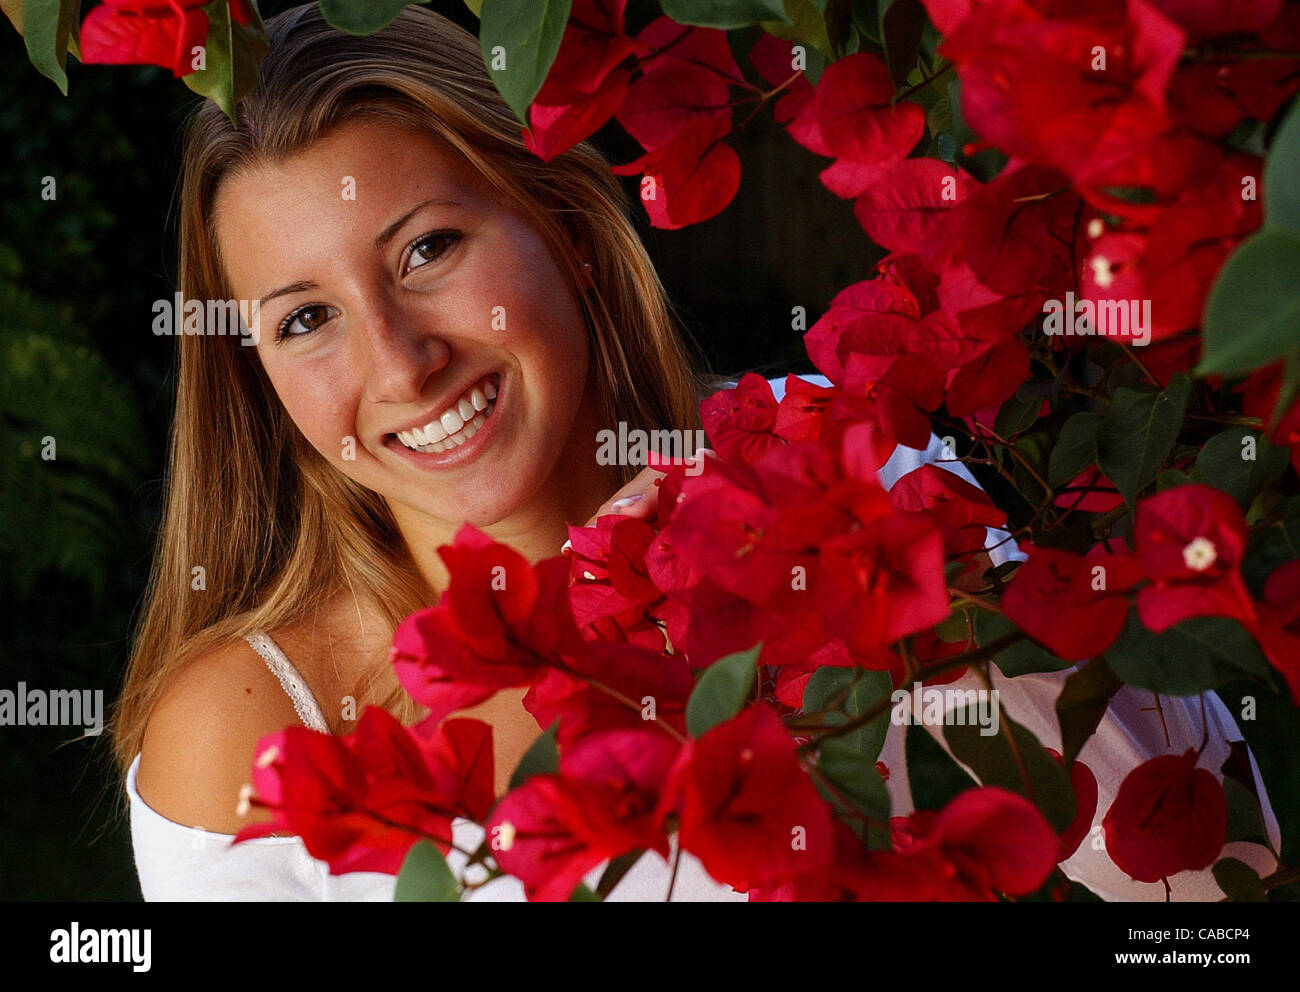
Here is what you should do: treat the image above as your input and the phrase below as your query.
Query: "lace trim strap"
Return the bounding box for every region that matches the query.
[243,631,331,733]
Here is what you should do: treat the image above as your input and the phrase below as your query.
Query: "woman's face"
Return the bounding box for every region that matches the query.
[214,118,604,534]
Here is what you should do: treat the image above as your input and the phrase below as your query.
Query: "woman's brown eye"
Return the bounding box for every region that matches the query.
[299,306,329,330]
[408,231,460,271]
[277,303,338,340]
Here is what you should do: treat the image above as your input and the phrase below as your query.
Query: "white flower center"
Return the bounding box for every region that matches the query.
[1090,255,1115,288]
[1182,536,1217,572]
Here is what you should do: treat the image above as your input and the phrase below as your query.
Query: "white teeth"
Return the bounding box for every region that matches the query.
[394,374,500,452]
[440,408,464,434]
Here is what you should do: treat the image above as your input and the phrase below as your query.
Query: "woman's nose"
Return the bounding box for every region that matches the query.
[357,304,449,404]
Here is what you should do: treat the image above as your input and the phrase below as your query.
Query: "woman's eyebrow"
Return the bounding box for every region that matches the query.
[256,199,464,306]
[373,198,462,250]
[259,280,317,307]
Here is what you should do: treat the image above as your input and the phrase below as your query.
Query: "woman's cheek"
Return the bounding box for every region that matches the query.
[271,370,362,466]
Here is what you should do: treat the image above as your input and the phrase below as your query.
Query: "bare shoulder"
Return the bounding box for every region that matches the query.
[135,636,304,836]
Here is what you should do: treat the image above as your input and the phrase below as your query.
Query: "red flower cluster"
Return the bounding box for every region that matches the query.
[80,0,254,78]
[390,526,694,749]
[524,1,746,226]
[233,707,495,874]
[933,0,1294,344]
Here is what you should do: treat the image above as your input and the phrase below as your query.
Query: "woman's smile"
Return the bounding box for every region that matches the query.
[382,369,506,469]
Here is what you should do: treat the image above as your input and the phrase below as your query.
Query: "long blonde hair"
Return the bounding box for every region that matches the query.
[110,3,715,780]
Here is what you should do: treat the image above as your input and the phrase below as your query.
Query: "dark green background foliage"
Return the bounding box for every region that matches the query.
[0,0,874,898]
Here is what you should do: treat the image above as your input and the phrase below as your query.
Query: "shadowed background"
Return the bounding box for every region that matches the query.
[0,0,877,899]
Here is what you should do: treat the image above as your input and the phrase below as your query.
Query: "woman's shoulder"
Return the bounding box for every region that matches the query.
[135,634,308,836]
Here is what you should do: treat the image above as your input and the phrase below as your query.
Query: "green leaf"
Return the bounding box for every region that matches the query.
[994,389,1040,438]
[1095,372,1191,506]
[1,0,24,34]
[568,882,602,901]
[508,720,558,791]
[973,610,1073,677]
[945,710,1077,834]
[905,720,977,812]
[1222,776,1271,849]
[20,0,80,95]
[319,0,424,35]
[394,840,459,901]
[816,738,891,821]
[1216,679,1300,866]
[1264,96,1300,233]
[1048,411,1103,488]
[1213,858,1268,902]
[761,0,833,57]
[595,849,644,898]
[879,0,925,87]
[479,0,572,124]
[1191,428,1289,510]
[1198,229,1300,375]
[1266,352,1300,434]
[851,0,880,44]
[182,0,271,122]
[662,0,789,29]
[801,666,894,759]
[686,643,761,737]
[1243,495,1300,595]
[1054,655,1123,768]
[463,0,483,16]
[1105,610,1272,695]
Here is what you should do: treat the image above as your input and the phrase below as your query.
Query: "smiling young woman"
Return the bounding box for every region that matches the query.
[109,3,738,900]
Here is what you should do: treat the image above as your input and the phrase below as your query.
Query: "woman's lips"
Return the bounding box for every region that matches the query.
[383,371,506,468]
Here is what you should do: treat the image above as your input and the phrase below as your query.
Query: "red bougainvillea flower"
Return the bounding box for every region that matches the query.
[748,34,826,155]
[1134,484,1256,632]
[524,639,695,749]
[888,464,1009,560]
[234,708,494,875]
[612,114,741,228]
[747,817,886,901]
[616,18,741,151]
[935,0,1186,189]
[524,0,637,161]
[818,502,950,655]
[660,705,834,892]
[1103,749,1227,882]
[565,515,670,651]
[1001,543,1143,660]
[849,158,976,252]
[814,52,926,167]
[1239,360,1300,478]
[80,0,217,78]
[390,524,587,722]
[873,787,1060,900]
[1079,153,1263,341]
[1248,559,1300,706]
[488,727,679,901]
[1047,749,1100,862]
